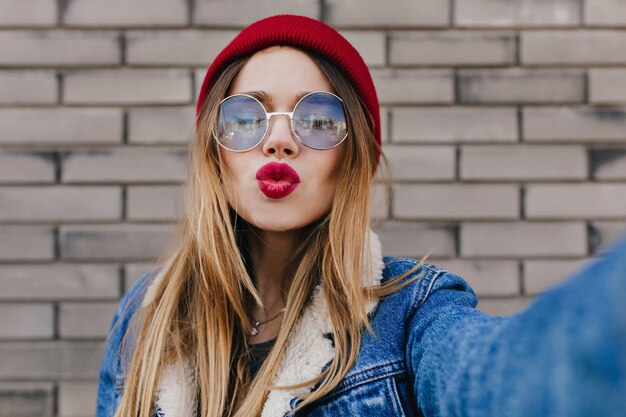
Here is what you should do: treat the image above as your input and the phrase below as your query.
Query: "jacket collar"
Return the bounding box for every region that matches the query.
[146,228,384,417]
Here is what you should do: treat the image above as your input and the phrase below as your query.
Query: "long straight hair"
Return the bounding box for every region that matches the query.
[111,46,429,417]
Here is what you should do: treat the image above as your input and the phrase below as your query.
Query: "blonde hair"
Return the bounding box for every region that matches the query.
[111,46,429,417]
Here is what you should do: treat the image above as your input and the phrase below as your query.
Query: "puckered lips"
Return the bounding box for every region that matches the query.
[256,162,301,199]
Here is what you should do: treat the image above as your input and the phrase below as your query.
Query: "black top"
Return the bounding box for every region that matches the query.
[249,338,276,379]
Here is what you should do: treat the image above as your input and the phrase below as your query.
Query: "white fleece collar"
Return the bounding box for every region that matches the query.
[146,228,384,417]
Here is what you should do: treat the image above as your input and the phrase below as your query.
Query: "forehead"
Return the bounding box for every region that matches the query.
[228,45,333,97]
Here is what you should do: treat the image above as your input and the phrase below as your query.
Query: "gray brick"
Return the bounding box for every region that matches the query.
[125,263,157,291]
[590,148,626,180]
[372,69,453,104]
[325,0,449,27]
[585,0,626,25]
[0,71,56,105]
[0,186,121,221]
[374,221,456,258]
[394,184,519,220]
[522,30,626,65]
[392,107,518,143]
[434,259,520,296]
[590,69,626,104]
[193,0,321,26]
[0,0,56,26]
[0,225,54,261]
[0,150,56,183]
[460,145,587,180]
[461,222,587,257]
[194,68,208,104]
[62,0,187,27]
[458,69,585,104]
[0,108,122,145]
[59,302,118,339]
[0,264,119,301]
[127,185,184,221]
[524,106,626,142]
[60,223,176,261]
[62,147,187,183]
[591,221,626,253]
[524,259,587,295]
[455,0,580,27]
[0,341,101,379]
[0,304,53,340]
[58,381,98,417]
[0,381,54,416]
[128,106,195,144]
[64,69,192,105]
[527,184,626,219]
[0,30,119,66]
[338,31,386,66]
[477,298,531,316]
[370,183,389,220]
[389,30,516,66]
[383,145,455,180]
[126,30,237,65]
[380,107,390,143]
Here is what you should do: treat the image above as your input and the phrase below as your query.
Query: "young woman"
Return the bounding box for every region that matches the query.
[96,14,626,417]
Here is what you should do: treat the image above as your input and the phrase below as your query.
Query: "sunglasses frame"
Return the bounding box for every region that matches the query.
[213,90,349,152]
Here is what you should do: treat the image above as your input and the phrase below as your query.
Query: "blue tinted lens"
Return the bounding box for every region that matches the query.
[214,95,267,151]
[292,92,348,150]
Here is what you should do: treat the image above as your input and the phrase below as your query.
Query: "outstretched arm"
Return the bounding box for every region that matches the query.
[407,233,626,417]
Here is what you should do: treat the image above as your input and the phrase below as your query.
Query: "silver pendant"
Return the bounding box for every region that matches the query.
[251,321,260,336]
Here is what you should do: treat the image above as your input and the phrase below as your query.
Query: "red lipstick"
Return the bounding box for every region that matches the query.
[256,162,300,199]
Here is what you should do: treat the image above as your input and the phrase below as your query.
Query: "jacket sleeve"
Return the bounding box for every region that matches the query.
[95,271,157,417]
[406,233,626,417]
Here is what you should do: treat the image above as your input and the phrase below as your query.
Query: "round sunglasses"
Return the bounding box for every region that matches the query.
[213,91,348,152]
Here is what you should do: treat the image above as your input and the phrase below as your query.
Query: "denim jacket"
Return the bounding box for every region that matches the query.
[96,231,626,417]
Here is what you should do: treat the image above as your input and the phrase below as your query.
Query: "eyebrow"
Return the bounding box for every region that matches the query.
[242,90,270,103]
[241,90,311,104]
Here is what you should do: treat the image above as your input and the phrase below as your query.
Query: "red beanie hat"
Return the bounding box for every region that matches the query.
[195,14,381,162]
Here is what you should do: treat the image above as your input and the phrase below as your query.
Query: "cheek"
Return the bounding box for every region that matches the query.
[326,148,346,183]
[217,151,246,204]
[314,149,345,200]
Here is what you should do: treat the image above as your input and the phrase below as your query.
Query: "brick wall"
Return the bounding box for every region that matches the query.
[1,0,625,415]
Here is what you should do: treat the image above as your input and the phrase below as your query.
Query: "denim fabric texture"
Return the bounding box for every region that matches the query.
[96,233,626,417]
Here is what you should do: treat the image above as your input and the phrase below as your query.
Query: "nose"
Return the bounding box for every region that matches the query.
[262,114,300,158]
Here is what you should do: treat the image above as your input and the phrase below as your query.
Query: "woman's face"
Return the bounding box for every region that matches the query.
[218,46,346,232]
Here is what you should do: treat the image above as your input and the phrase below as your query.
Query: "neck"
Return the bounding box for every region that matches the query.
[244,227,303,312]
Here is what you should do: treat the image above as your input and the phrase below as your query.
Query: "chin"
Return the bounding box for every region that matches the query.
[233,197,331,232]
[249,218,307,233]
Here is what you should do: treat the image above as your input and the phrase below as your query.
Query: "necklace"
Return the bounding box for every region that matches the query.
[250,307,286,336]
